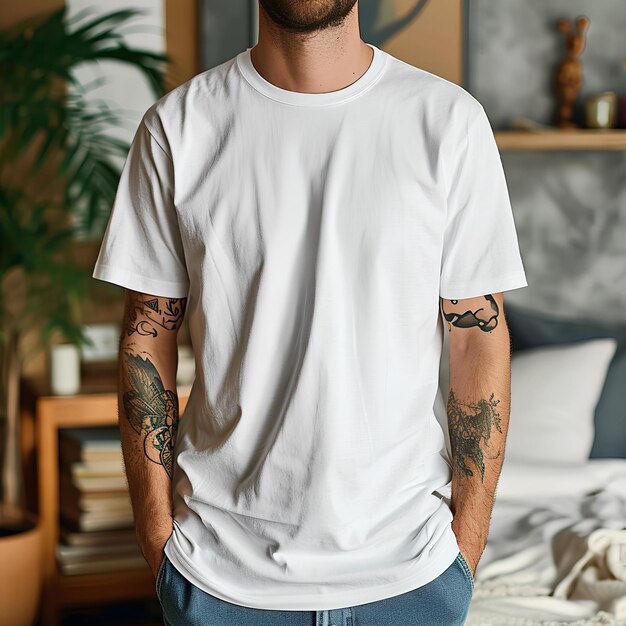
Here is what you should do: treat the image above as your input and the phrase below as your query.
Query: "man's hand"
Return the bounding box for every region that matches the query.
[141,526,173,579]
[455,537,479,578]
[441,292,511,579]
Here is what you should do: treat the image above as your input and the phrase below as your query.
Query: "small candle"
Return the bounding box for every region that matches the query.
[585,92,617,129]
[176,345,196,387]
[50,343,81,395]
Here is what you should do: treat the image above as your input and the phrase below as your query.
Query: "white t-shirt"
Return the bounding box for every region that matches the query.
[93,42,527,610]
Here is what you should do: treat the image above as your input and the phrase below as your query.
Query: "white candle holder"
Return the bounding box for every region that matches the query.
[50,343,81,395]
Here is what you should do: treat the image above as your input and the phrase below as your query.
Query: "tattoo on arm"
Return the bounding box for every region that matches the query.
[122,353,179,478]
[442,294,499,332]
[124,294,186,337]
[447,389,502,481]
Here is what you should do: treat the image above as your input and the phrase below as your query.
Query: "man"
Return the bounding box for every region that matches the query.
[93,1,527,624]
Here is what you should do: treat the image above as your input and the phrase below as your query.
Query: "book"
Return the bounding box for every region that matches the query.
[60,427,123,465]
[57,542,142,564]
[60,485,131,514]
[60,468,128,493]
[60,497,132,520]
[70,461,125,480]
[60,481,130,503]
[61,512,135,532]
[60,528,137,547]
[58,554,148,576]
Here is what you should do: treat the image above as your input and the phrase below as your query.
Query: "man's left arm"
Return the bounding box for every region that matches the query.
[441,291,511,576]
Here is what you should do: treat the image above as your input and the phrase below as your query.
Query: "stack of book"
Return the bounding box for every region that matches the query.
[57,427,146,575]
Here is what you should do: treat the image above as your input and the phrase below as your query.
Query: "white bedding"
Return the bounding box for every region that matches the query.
[466,459,626,626]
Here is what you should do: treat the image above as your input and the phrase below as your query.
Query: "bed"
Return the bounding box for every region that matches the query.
[440,305,626,625]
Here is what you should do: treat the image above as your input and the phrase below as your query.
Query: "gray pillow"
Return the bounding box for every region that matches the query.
[505,305,626,459]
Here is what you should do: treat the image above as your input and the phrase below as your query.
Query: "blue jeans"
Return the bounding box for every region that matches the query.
[156,551,474,625]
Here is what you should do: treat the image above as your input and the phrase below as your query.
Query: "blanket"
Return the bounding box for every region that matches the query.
[465,462,626,626]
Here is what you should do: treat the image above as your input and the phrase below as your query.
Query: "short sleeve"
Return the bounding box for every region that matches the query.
[439,103,528,300]
[92,117,189,299]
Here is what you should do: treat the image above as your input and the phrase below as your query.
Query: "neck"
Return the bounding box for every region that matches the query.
[251,2,372,95]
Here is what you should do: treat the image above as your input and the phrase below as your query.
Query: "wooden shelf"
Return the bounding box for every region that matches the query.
[52,568,154,606]
[25,383,190,626]
[494,129,626,151]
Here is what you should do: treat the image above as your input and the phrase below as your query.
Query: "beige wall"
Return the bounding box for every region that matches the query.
[0,0,62,25]
[380,0,463,85]
[165,0,199,87]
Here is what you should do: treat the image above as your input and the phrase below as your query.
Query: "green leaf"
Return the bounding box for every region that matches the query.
[0,4,168,354]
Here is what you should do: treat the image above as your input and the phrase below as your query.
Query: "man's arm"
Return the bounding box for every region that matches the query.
[440,292,511,576]
[118,288,187,578]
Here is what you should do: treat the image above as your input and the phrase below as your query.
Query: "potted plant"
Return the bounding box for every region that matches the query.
[0,8,168,624]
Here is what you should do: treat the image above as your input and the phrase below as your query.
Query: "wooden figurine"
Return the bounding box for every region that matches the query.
[555,15,590,128]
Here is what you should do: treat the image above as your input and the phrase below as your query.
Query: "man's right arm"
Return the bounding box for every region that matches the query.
[118,288,187,578]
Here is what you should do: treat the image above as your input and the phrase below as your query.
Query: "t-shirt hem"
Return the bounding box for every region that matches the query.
[439,270,528,301]
[163,524,461,611]
[92,263,189,299]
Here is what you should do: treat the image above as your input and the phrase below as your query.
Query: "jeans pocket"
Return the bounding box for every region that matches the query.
[456,551,475,592]
[155,554,168,601]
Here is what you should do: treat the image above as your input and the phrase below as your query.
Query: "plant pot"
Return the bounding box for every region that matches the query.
[0,511,42,626]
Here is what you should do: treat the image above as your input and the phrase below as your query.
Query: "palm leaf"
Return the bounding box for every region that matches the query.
[0,4,170,349]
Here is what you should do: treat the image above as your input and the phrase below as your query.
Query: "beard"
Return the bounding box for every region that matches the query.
[258,0,359,34]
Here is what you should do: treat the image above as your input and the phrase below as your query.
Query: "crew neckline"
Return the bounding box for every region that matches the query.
[235,43,387,107]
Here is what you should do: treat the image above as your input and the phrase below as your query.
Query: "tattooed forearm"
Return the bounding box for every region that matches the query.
[124,292,186,338]
[447,389,502,481]
[442,294,499,332]
[122,353,179,478]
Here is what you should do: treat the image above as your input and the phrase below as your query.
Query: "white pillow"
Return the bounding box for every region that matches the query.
[496,458,626,500]
[505,339,617,465]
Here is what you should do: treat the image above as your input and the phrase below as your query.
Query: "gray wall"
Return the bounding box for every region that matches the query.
[466,0,626,323]
[503,151,626,324]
